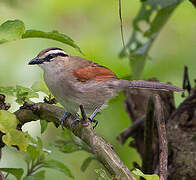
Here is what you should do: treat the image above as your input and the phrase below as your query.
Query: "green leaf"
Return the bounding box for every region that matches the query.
[0,19,25,44]
[22,29,82,53]
[0,86,16,96]
[119,0,183,79]
[81,155,97,172]
[40,120,48,134]
[0,111,29,151]
[95,169,111,180]
[31,81,50,95]
[26,144,40,162]
[0,168,24,180]
[23,170,45,180]
[132,169,159,180]
[0,110,18,133]
[15,85,39,104]
[2,129,28,151]
[42,159,74,179]
[36,136,43,151]
[58,143,81,153]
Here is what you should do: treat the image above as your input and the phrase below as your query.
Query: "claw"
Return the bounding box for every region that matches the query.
[71,119,80,127]
[61,112,71,129]
[88,118,98,129]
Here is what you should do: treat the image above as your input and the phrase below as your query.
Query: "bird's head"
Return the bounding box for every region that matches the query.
[28,48,69,68]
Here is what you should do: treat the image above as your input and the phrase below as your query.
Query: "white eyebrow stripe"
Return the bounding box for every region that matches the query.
[44,50,69,57]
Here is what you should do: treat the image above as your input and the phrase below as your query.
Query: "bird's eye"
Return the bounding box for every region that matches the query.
[47,54,54,60]
[44,54,55,62]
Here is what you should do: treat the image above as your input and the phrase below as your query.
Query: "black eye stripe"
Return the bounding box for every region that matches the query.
[44,52,68,61]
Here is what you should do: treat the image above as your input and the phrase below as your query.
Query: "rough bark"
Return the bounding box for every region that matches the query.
[14,103,136,180]
[117,78,196,180]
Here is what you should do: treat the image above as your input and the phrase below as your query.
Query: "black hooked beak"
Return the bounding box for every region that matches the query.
[28,57,44,65]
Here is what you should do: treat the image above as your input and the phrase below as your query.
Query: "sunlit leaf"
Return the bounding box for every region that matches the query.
[2,129,28,151]
[81,155,97,172]
[0,111,29,151]
[0,168,24,180]
[0,110,18,133]
[132,168,159,180]
[23,170,45,180]
[15,85,39,104]
[0,86,16,96]
[22,29,82,53]
[40,120,48,134]
[0,19,25,44]
[42,159,74,179]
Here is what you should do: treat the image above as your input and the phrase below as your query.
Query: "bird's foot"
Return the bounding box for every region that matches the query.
[70,114,80,127]
[60,112,71,130]
[88,117,98,129]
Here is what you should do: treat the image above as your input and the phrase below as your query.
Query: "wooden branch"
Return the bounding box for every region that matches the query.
[154,95,168,180]
[142,97,155,174]
[15,103,136,180]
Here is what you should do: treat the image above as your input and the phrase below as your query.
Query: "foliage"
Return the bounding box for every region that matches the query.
[0,85,39,104]
[0,0,192,179]
[1,136,74,180]
[53,129,99,172]
[132,168,159,180]
[0,110,28,151]
[0,19,82,53]
[120,0,183,79]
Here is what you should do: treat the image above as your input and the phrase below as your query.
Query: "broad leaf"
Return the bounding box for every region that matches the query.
[81,155,97,172]
[0,110,18,133]
[42,159,74,179]
[23,170,45,180]
[0,20,25,44]
[132,168,159,180]
[0,111,29,151]
[0,168,24,180]
[40,120,48,134]
[2,129,28,151]
[22,29,82,53]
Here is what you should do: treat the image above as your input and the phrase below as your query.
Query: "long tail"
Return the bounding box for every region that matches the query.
[128,80,183,92]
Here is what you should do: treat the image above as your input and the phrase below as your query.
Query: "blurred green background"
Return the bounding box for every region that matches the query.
[0,0,195,179]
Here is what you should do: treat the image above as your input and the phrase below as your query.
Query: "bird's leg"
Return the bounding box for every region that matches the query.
[88,107,101,129]
[61,112,71,129]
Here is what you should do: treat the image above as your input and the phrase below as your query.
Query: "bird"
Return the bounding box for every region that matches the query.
[28,47,183,128]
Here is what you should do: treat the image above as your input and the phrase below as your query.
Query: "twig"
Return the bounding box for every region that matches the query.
[79,105,89,126]
[154,95,168,180]
[15,103,136,180]
[142,97,154,174]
